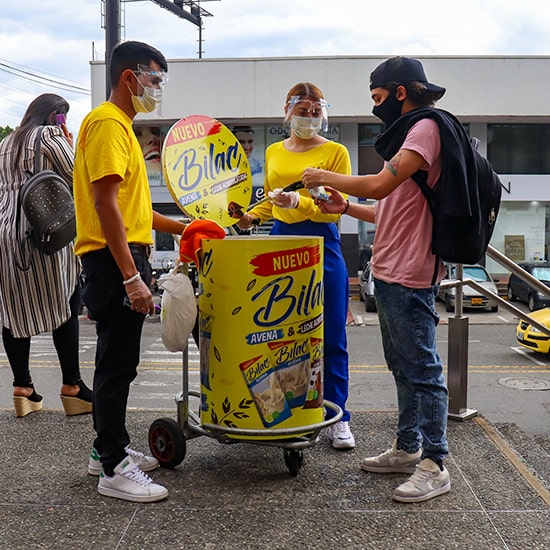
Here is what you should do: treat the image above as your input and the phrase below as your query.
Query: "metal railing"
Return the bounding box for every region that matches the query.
[444,245,550,420]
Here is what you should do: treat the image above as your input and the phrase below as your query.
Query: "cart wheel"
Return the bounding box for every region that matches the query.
[148,417,186,469]
[283,450,304,477]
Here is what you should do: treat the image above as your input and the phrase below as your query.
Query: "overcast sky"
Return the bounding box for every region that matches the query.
[1,0,550,131]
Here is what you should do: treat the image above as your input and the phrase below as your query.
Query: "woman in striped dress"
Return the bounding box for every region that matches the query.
[0,93,92,417]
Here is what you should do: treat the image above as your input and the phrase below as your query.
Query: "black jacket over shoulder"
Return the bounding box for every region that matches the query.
[373,107,480,229]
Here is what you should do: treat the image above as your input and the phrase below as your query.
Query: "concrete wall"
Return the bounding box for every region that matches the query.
[91,55,550,123]
[90,55,550,272]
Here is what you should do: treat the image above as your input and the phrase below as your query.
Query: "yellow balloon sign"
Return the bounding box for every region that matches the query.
[162,115,253,227]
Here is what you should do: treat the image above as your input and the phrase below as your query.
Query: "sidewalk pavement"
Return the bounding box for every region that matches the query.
[0,407,548,549]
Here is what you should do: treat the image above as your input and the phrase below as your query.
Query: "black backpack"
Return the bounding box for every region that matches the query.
[16,127,76,268]
[413,138,501,269]
[374,108,502,280]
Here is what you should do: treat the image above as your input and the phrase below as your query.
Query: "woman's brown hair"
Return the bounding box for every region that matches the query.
[9,93,69,171]
[285,82,325,103]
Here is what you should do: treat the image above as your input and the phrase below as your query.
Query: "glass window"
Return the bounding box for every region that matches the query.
[462,266,490,282]
[487,124,550,174]
[357,125,384,268]
[155,231,176,252]
[358,124,384,146]
[532,267,550,281]
[358,124,385,181]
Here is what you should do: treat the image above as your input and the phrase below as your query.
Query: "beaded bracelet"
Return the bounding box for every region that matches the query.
[123,273,141,285]
[341,199,350,215]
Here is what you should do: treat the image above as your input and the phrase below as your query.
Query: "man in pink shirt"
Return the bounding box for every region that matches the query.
[302,57,452,503]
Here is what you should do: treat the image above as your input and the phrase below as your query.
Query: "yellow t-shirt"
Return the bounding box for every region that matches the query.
[73,101,153,256]
[249,140,351,224]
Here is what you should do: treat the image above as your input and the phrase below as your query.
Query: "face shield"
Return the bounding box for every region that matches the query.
[130,65,169,113]
[284,96,329,133]
[135,64,168,88]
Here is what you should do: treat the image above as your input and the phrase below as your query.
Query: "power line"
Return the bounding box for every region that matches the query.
[0,58,90,91]
[0,59,90,95]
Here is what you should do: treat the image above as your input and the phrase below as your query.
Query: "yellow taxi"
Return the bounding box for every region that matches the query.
[516,307,550,354]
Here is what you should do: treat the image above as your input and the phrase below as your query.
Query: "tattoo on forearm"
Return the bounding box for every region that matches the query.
[387,152,401,176]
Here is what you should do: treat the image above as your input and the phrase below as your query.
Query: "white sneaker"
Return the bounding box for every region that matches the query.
[326,421,356,449]
[360,440,421,474]
[98,456,168,503]
[88,446,159,475]
[124,447,160,472]
[393,458,451,503]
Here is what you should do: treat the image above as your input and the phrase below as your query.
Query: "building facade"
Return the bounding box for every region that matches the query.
[90,55,550,275]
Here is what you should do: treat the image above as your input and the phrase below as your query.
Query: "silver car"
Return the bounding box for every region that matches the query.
[359,262,376,312]
[439,264,499,312]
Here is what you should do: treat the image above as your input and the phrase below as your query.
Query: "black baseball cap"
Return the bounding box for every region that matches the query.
[370,56,446,98]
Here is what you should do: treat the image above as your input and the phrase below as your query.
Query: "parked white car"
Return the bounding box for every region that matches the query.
[439,264,499,313]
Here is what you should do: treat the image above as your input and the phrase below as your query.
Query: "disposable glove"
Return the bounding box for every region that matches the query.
[125,278,155,315]
[268,188,299,209]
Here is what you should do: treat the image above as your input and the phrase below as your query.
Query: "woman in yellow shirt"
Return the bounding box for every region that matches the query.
[238,82,355,449]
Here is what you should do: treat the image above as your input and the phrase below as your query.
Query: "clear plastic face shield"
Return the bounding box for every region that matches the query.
[284,96,329,137]
[135,64,168,88]
[129,64,169,113]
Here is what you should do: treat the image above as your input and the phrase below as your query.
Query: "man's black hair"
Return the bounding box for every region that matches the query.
[109,40,167,86]
[385,81,443,107]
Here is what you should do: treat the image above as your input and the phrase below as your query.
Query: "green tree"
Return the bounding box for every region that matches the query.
[0,125,14,142]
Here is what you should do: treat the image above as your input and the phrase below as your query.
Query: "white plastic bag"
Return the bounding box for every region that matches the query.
[158,269,197,352]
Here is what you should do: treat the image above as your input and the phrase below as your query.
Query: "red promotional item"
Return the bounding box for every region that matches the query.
[179,219,226,265]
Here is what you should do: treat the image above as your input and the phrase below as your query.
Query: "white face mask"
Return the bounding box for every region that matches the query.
[291,115,323,139]
[128,73,163,113]
[131,86,162,113]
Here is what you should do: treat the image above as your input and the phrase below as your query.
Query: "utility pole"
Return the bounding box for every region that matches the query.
[103,0,212,99]
[104,0,121,99]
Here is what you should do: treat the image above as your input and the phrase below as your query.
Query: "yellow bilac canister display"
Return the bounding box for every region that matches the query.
[198,236,324,439]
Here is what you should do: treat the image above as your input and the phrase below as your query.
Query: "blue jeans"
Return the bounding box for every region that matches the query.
[374,278,449,463]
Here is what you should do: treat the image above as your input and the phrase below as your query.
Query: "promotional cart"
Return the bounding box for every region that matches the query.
[147,116,342,476]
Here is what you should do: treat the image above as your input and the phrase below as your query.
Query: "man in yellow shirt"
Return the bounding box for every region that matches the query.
[74,41,187,503]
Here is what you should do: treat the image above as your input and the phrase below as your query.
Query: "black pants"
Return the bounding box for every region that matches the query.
[81,246,151,476]
[3,285,82,387]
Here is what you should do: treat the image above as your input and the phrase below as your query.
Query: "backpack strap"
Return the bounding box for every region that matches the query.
[412,169,435,215]
[33,126,43,173]
[412,169,440,287]
[15,127,44,271]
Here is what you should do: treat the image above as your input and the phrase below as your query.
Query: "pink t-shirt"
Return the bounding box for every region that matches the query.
[371,118,445,288]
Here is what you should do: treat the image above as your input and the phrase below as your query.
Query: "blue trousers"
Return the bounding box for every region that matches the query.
[271,220,350,421]
[374,278,449,463]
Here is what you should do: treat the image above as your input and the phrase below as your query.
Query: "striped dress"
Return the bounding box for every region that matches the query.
[0,125,80,338]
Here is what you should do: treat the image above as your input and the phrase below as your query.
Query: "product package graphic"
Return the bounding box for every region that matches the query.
[198,236,325,439]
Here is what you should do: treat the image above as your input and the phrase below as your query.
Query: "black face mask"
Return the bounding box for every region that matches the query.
[372,93,404,127]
